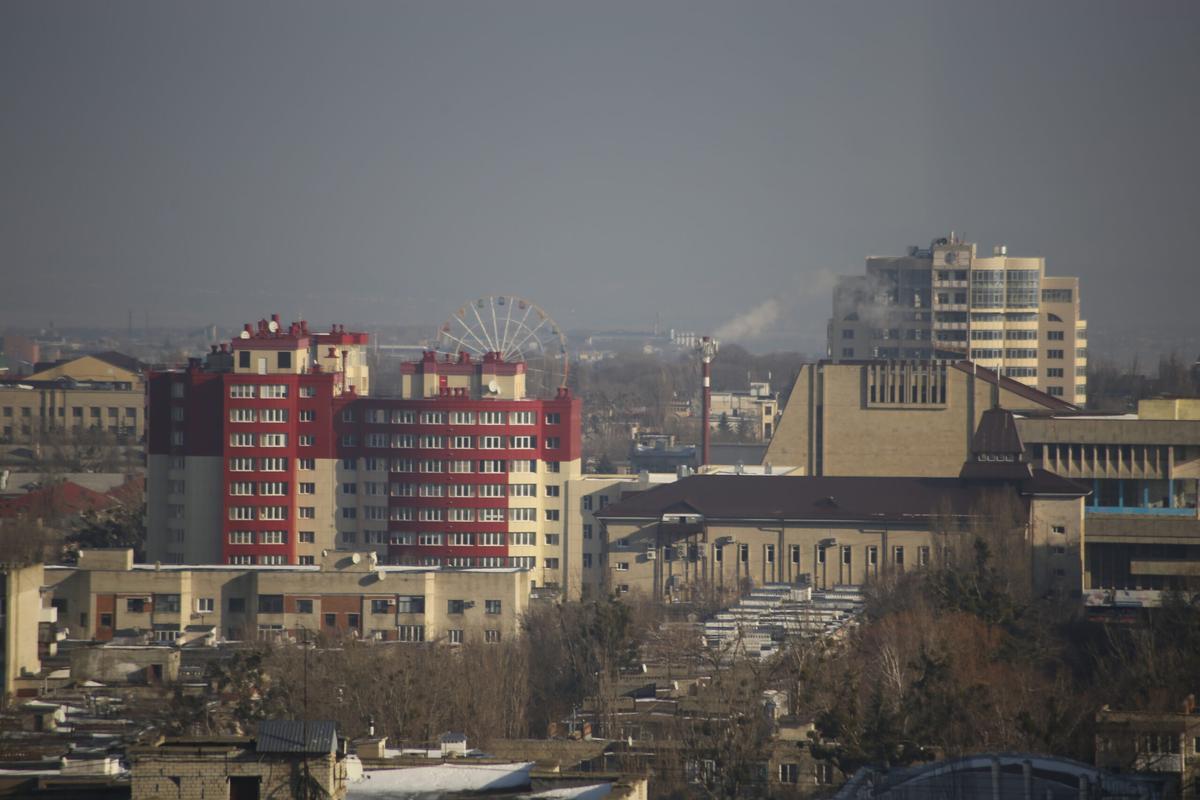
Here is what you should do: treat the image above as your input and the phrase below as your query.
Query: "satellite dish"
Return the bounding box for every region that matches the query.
[239,330,251,339]
[487,379,500,394]
[267,319,279,333]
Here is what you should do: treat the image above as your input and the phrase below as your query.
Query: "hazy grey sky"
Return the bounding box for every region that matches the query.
[2,1,1197,352]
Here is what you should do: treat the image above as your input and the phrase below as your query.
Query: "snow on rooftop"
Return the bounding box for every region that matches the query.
[349,763,534,798]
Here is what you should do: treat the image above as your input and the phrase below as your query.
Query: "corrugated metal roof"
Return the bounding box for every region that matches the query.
[256,720,338,755]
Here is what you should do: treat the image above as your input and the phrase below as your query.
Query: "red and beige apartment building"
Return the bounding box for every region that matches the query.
[147,316,582,595]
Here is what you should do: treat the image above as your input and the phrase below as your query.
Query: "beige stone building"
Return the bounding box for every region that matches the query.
[599,410,1088,600]
[46,548,531,646]
[828,236,1087,401]
[763,359,1074,477]
[1,562,43,697]
[0,352,145,445]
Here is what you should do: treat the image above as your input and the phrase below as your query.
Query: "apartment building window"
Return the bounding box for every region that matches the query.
[1005,330,1038,340]
[480,411,505,425]
[396,595,424,614]
[546,462,560,473]
[510,435,535,449]
[341,531,357,544]
[229,531,254,545]
[450,532,475,545]
[544,485,560,498]
[1042,288,1072,303]
[583,524,593,540]
[230,433,255,447]
[261,408,288,423]
[479,484,505,498]
[261,433,287,448]
[260,530,286,545]
[1048,387,1064,397]
[390,507,414,521]
[299,531,315,543]
[544,533,560,546]
[507,507,535,522]
[171,431,184,446]
[392,482,417,497]
[262,457,287,471]
[259,481,287,495]
[420,460,444,473]
[230,408,256,423]
[615,561,629,572]
[230,384,256,398]
[398,625,425,642]
[418,533,443,546]
[298,555,315,565]
[1047,349,1064,359]
[545,557,561,569]
[419,508,444,522]
[1052,525,1066,535]
[370,599,391,614]
[447,599,466,615]
[229,506,255,521]
[582,554,593,568]
[342,507,357,519]
[420,435,445,449]
[393,434,416,448]
[918,546,930,567]
[510,532,535,546]
[1047,330,1065,341]
[545,412,561,425]
[484,600,501,615]
[545,509,560,522]
[299,409,315,422]
[738,544,749,563]
[300,386,316,398]
[230,554,255,565]
[893,546,905,568]
[449,460,473,474]
[298,506,315,519]
[1004,349,1038,360]
[1076,347,1088,359]
[485,630,501,643]
[258,595,284,614]
[260,506,287,521]
[447,629,464,644]
[479,435,503,449]
[261,385,288,399]
[451,435,473,449]
[1046,368,1064,378]
[261,555,285,565]
[841,546,852,565]
[299,482,315,494]
[229,481,253,496]
[451,411,475,424]
[196,598,215,613]
[365,433,387,448]
[341,435,357,447]
[546,437,561,449]
[419,483,445,497]
[779,763,800,784]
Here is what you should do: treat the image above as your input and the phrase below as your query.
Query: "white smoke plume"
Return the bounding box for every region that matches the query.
[713,297,785,342]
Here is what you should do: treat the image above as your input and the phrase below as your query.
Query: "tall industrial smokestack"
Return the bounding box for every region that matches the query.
[697,336,718,467]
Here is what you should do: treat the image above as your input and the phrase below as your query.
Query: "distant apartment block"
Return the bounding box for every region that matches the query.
[828,235,1087,402]
[146,315,582,595]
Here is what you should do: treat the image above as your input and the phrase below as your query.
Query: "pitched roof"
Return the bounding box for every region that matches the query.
[256,720,338,755]
[949,360,1076,411]
[88,351,145,374]
[0,481,119,519]
[596,472,1087,524]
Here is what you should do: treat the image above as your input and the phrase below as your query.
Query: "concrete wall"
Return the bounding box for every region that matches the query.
[69,645,180,684]
[1,563,43,696]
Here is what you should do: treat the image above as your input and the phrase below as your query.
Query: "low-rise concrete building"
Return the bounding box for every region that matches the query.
[1,562,42,697]
[130,720,347,800]
[46,548,531,646]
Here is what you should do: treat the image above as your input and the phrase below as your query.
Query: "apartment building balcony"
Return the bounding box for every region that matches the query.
[931,320,967,330]
[931,304,968,312]
[932,279,969,289]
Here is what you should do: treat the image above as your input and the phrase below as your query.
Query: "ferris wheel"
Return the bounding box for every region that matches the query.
[433,296,569,393]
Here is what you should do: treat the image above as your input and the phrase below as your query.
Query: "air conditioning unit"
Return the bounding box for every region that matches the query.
[645,549,656,561]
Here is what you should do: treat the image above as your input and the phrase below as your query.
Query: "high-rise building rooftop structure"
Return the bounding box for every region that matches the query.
[828,234,1087,402]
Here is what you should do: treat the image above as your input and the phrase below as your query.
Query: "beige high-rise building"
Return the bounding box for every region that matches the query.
[828,235,1087,402]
